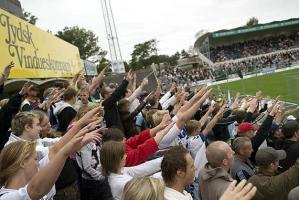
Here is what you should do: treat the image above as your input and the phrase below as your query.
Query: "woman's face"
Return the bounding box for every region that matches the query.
[40,115,51,135]
[23,151,39,182]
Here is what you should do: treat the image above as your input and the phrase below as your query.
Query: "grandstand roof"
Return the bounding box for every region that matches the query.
[194,18,299,49]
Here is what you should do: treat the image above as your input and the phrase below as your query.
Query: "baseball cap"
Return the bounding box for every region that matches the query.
[238,122,257,133]
[286,115,296,121]
[269,123,282,135]
[255,147,286,166]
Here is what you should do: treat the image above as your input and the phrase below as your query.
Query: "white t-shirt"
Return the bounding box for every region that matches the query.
[6,134,49,161]
[0,155,55,200]
[164,187,193,200]
[108,157,162,200]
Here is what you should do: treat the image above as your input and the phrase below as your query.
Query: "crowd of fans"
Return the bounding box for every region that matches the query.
[2,56,299,200]
[159,47,299,88]
[210,32,299,62]
[213,49,299,79]
[159,66,212,90]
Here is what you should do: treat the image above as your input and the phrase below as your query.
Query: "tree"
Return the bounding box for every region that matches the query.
[180,49,191,58]
[246,17,259,27]
[56,26,105,60]
[97,56,111,72]
[23,10,38,25]
[130,39,158,70]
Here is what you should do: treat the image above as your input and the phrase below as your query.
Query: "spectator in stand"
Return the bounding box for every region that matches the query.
[199,141,235,200]
[74,86,95,111]
[161,145,194,200]
[0,82,32,150]
[53,87,77,133]
[231,137,256,182]
[121,177,165,200]
[210,33,299,62]
[7,112,47,159]
[248,147,299,200]
[20,85,39,111]
[33,110,59,140]
[236,97,279,163]
[100,141,163,200]
[280,120,299,172]
[75,106,113,200]
[0,122,101,200]
[102,118,174,167]
[118,93,149,138]
[101,70,133,132]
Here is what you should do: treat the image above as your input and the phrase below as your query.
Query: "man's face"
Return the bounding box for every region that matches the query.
[183,153,196,185]
[79,92,89,104]
[241,141,253,159]
[26,118,42,141]
[244,130,256,139]
[104,86,114,98]
[225,145,235,169]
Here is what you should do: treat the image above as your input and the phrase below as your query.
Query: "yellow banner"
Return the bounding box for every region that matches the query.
[0,8,82,79]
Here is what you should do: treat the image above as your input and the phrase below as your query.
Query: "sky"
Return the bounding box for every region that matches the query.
[19,0,299,62]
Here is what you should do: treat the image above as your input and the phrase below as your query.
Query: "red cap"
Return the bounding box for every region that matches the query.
[238,122,257,133]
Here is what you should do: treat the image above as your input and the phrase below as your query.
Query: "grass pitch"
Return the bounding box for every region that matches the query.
[211,68,299,105]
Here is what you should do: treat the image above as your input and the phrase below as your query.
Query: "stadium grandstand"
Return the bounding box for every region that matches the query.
[159,18,299,93]
[194,18,299,79]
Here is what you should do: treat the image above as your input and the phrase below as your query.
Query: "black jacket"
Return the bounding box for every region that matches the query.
[102,79,129,131]
[0,93,23,150]
[244,113,274,164]
[119,101,146,138]
[280,140,299,172]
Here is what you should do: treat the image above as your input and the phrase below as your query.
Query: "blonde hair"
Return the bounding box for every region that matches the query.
[152,110,169,127]
[11,112,38,136]
[185,120,201,136]
[75,104,103,121]
[0,141,36,186]
[146,109,158,128]
[122,177,165,200]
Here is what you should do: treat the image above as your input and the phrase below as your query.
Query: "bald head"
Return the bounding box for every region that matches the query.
[206,141,234,169]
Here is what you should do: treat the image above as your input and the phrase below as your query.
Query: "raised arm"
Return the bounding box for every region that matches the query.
[48,107,102,159]
[0,82,31,150]
[27,128,101,200]
[198,104,214,128]
[202,103,227,137]
[128,78,148,103]
[89,65,109,96]
[176,88,211,129]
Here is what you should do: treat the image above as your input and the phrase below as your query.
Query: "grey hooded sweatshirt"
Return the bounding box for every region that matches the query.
[199,163,233,200]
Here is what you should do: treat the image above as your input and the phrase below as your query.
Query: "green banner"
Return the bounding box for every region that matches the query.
[212,19,299,38]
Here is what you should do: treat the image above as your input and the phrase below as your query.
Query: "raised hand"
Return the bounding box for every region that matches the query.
[126,70,134,81]
[3,61,14,78]
[170,82,177,93]
[154,121,175,143]
[141,78,149,89]
[77,106,103,127]
[220,180,256,200]
[247,98,258,113]
[62,128,102,155]
[19,82,34,96]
